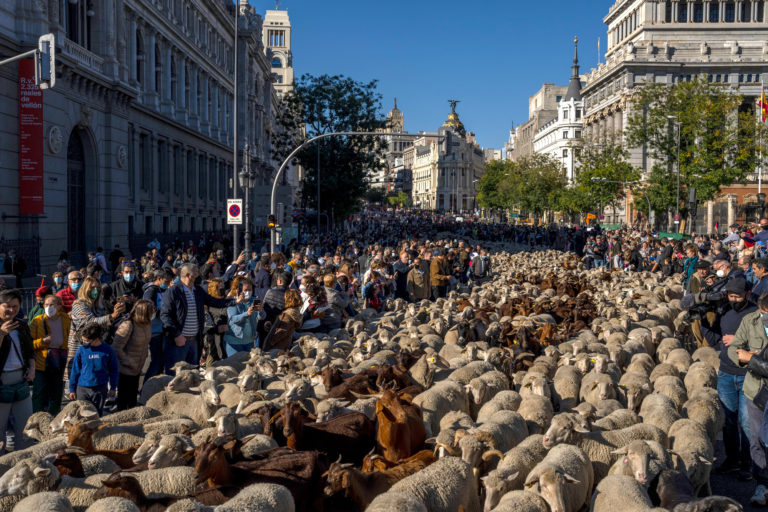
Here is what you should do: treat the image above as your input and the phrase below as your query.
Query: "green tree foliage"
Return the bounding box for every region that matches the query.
[364,188,386,204]
[386,191,409,207]
[625,76,765,214]
[572,140,640,213]
[272,74,387,221]
[476,160,512,209]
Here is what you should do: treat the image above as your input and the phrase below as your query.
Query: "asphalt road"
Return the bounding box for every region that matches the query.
[711,439,761,511]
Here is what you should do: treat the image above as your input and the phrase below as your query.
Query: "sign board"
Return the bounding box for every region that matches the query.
[509,212,519,218]
[18,59,44,215]
[227,199,243,225]
[674,213,680,224]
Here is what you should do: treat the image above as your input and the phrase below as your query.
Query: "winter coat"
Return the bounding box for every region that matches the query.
[263,307,301,352]
[29,313,70,372]
[728,310,768,401]
[112,320,152,376]
[407,268,431,301]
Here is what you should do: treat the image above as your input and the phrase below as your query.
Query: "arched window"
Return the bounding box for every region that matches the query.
[154,44,162,94]
[271,56,283,68]
[66,0,93,50]
[170,55,177,103]
[136,32,144,85]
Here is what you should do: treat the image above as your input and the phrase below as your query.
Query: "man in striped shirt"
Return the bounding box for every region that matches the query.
[160,263,236,373]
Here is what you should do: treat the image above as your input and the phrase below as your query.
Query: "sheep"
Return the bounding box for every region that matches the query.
[518,373,551,401]
[618,371,652,412]
[447,361,495,385]
[146,434,195,469]
[49,401,99,434]
[665,348,692,374]
[592,409,640,431]
[214,483,295,512]
[590,474,656,512]
[454,411,528,469]
[667,419,714,497]
[465,370,510,416]
[683,362,718,395]
[412,379,470,438]
[100,406,162,427]
[80,455,120,477]
[365,491,428,512]
[625,353,655,377]
[488,490,549,512]
[207,407,261,439]
[476,390,521,423]
[13,492,73,512]
[639,393,682,433]
[608,439,674,487]
[649,363,681,384]
[0,438,67,474]
[22,412,56,443]
[165,370,204,393]
[523,443,594,512]
[517,395,554,435]
[541,412,667,482]
[241,434,279,459]
[580,373,617,407]
[656,338,683,364]
[367,456,480,512]
[682,395,724,446]
[0,457,60,497]
[139,375,174,404]
[651,376,687,411]
[85,497,140,512]
[552,365,581,413]
[145,380,221,427]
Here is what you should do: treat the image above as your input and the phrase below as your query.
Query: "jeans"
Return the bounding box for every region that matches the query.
[717,371,751,466]
[144,333,165,381]
[0,370,32,453]
[225,342,252,358]
[32,368,64,416]
[163,338,198,375]
[593,258,605,268]
[76,385,108,416]
[747,398,768,482]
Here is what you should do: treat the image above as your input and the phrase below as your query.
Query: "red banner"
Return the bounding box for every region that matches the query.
[18,58,44,215]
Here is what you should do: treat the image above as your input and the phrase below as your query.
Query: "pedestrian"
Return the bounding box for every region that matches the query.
[407,257,430,302]
[111,299,153,411]
[56,271,83,314]
[102,261,144,313]
[430,249,449,299]
[68,323,118,416]
[29,294,68,415]
[392,252,411,301]
[321,273,346,332]
[141,270,172,382]
[159,263,234,374]
[65,276,126,392]
[27,285,50,323]
[203,278,228,366]
[682,244,699,289]
[224,278,263,354]
[262,289,302,352]
[0,289,35,452]
[3,250,27,288]
[51,272,65,294]
[753,259,768,298]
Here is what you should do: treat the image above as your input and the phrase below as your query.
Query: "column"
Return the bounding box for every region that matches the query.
[129,18,137,83]
[659,0,668,21]
[752,0,758,20]
[707,200,714,233]
[211,84,219,137]
[736,1,743,20]
[672,1,679,21]
[727,194,736,227]
[162,45,172,110]
[130,128,139,204]
[720,0,726,21]
[704,1,711,20]
[190,66,198,119]
[179,60,186,111]
[201,73,209,128]
[147,31,156,100]
[151,133,158,203]
[688,0,694,20]
[168,142,175,201]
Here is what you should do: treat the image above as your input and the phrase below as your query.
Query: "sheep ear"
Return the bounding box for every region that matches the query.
[641,383,650,391]
[33,467,51,476]
[698,456,713,466]
[560,472,580,485]
[610,447,628,455]
[505,471,520,482]
[81,409,99,419]
[207,416,216,423]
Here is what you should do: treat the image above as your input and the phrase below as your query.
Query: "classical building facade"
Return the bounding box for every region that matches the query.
[0,0,295,274]
[262,8,294,97]
[371,99,415,192]
[513,84,568,160]
[408,103,485,212]
[532,40,586,182]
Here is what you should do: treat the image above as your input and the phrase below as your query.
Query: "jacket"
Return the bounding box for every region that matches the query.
[753,276,768,299]
[142,282,166,336]
[30,313,70,371]
[27,304,44,324]
[430,258,448,287]
[160,283,233,340]
[69,343,119,390]
[262,286,286,323]
[0,322,34,382]
[56,287,77,313]
[204,306,228,362]
[322,287,346,329]
[66,300,112,389]
[407,268,431,301]
[701,300,757,376]
[111,320,152,376]
[225,303,264,345]
[728,310,768,400]
[263,307,302,352]
[102,277,145,312]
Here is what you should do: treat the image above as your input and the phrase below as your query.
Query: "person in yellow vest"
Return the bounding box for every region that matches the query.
[29,294,69,415]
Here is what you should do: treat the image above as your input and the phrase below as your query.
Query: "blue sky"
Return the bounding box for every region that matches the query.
[253,0,611,149]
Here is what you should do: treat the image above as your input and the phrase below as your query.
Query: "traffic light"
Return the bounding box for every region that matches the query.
[37,33,55,89]
[267,214,276,229]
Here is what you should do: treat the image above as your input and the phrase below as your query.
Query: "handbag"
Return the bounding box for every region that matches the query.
[0,337,30,403]
[42,318,68,370]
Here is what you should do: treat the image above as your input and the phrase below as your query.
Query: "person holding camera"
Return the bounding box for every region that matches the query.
[224,278,263,355]
[0,289,35,452]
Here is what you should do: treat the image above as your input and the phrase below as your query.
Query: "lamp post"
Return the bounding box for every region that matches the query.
[238,144,256,254]
[231,1,240,258]
[667,115,681,230]
[591,177,652,227]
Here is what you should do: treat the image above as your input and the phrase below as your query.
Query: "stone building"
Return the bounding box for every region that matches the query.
[371,99,415,192]
[581,0,768,228]
[263,8,294,97]
[513,84,568,160]
[532,39,585,183]
[0,0,294,275]
[408,102,485,212]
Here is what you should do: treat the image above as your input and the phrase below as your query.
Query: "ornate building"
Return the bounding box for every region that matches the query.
[408,102,485,212]
[0,0,295,274]
[371,99,414,192]
[582,0,768,227]
[262,8,294,97]
[512,84,568,160]
[533,39,585,182]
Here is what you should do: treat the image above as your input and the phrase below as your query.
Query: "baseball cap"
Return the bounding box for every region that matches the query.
[725,277,747,295]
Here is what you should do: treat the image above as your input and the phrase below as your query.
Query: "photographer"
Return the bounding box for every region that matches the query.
[700,278,755,480]
[224,278,263,354]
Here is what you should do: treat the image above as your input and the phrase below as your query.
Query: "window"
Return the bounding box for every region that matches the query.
[170,56,177,103]
[272,56,283,68]
[742,1,750,21]
[276,75,283,84]
[725,1,735,21]
[186,151,195,199]
[576,109,582,120]
[196,72,202,115]
[562,149,569,158]
[140,134,151,192]
[219,163,226,203]
[665,2,673,21]
[693,1,704,21]
[154,44,161,94]
[66,0,93,50]
[575,130,582,139]
[136,32,144,85]
[128,125,135,199]
[562,131,569,139]
[709,2,719,21]
[679,2,688,21]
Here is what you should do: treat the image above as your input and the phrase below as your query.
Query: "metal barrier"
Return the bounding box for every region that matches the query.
[17,287,39,317]
[0,237,40,277]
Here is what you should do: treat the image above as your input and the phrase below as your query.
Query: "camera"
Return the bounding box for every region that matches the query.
[681,276,728,321]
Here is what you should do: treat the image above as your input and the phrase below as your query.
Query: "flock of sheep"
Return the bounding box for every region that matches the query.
[0,247,745,512]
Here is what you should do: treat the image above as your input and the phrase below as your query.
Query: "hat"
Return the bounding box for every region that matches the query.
[714,252,730,262]
[34,286,51,298]
[730,223,740,229]
[725,277,748,295]
[695,260,710,269]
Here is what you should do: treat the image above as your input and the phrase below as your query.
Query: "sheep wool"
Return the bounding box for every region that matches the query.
[213,483,295,512]
[84,497,140,512]
[12,492,73,512]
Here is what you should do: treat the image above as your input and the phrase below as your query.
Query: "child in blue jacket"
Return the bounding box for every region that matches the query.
[68,323,119,416]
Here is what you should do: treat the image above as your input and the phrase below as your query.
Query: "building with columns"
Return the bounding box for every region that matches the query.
[582,0,768,228]
[263,8,294,97]
[512,84,568,160]
[408,102,486,212]
[0,0,295,275]
[532,39,586,183]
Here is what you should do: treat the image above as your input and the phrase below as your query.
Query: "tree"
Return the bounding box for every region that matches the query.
[504,154,568,219]
[386,191,409,207]
[364,188,386,204]
[625,76,765,216]
[572,140,640,215]
[272,74,387,222]
[477,160,513,209]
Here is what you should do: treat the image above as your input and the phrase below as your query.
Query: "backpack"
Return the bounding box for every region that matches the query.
[363,281,375,300]
[103,314,130,345]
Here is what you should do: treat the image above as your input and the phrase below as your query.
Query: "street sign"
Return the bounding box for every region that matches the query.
[37,33,55,89]
[227,199,243,225]
[674,213,680,224]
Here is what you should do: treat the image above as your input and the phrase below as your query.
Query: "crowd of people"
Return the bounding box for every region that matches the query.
[5,209,768,503]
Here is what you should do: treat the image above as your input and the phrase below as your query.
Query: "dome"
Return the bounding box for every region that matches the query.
[442,100,466,137]
[387,98,404,132]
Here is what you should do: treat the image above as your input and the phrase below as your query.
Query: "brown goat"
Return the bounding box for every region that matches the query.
[51,448,85,478]
[375,389,426,463]
[95,472,226,510]
[361,449,436,473]
[281,402,375,463]
[64,421,138,468]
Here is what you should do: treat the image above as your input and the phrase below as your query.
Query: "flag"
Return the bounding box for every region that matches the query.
[715,221,719,233]
[760,88,768,123]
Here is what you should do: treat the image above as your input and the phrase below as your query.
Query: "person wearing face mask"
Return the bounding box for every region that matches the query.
[102,262,144,314]
[51,272,65,295]
[729,293,768,504]
[64,277,125,394]
[225,278,264,354]
[27,285,51,323]
[68,323,118,417]
[56,271,83,313]
[699,278,755,481]
[407,257,430,302]
[29,295,69,415]
[753,259,768,299]
[142,270,173,381]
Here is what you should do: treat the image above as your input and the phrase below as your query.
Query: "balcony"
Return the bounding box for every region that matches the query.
[61,38,104,74]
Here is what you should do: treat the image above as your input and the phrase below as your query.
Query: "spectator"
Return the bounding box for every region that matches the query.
[51,272,65,294]
[102,261,144,313]
[682,244,699,290]
[56,270,82,313]
[68,323,118,416]
[141,270,172,381]
[253,254,272,292]
[407,257,430,302]
[112,299,154,411]
[3,250,27,288]
[723,223,742,245]
[0,289,35,452]
[224,278,263,354]
[203,278,229,366]
[93,247,109,278]
[28,285,50,323]
[65,276,125,392]
[741,255,758,286]
[159,263,234,374]
[301,282,328,332]
[392,252,411,301]
[430,250,449,299]
[753,259,768,298]
[85,262,103,283]
[321,274,346,332]
[29,294,69,415]
[470,249,490,282]
[262,289,302,352]
[362,271,384,312]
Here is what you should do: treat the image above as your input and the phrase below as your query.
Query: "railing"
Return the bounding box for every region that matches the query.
[128,231,211,260]
[0,237,40,278]
[61,38,104,73]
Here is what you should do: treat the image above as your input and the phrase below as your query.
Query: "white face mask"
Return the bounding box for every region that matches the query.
[243,291,251,300]
[299,285,307,293]
[716,269,725,278]
[44,306,57,318]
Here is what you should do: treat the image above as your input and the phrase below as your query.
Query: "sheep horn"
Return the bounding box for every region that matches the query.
[350,390,381,399]
[335,455,343,465]
[432,442,459,457]
[482,449,504,462]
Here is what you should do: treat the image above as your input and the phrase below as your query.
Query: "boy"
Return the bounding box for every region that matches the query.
[68,323,119,416]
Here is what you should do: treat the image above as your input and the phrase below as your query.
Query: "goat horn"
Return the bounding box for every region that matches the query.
[267,412,282,425]
[350,390,381,399]
[482,449,505,462]
[335,454,343,464]
[366,446,376,456]
[65,446,87,455]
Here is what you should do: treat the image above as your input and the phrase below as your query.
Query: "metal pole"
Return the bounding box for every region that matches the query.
[676,122,681,231]
[232,3,239,258]
[317,143,321,234]
[243,145,251,253]
[760,82,764,195]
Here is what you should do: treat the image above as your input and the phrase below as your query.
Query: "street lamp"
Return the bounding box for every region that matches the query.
[591,177,652,226]
[238,144,256,254]
[232,2,240,258]
[668,115,681,230]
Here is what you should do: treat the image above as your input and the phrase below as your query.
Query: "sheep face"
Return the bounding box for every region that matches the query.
[527,468,580,512]
[592,379,616,402]
[457,433,485,468]
[613,440,653,485]
[132,432,161,464]
[209,409,238,438]
[199,380,221,406]
[316,399,350,423]
[148,435,194,469]
[542,414,588,449]
[466,381,487,405]
[0,459,57,497]
[237,370,261,393]
[622,382,651,412]
[522,375,550,399]
[49,401,98,433]
[481,470,519,512]
[167,370,202,392]
[284,378,312,402]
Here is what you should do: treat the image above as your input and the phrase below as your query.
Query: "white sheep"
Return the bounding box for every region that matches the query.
[607,439,674,487]
[517,395,554,435]
[12,491,73,512]
[145,380,221,426]
[667,418,714,497]
[552,365,581,413]
[488,490,549,512]
[147,434,196,469]
[214,482,295,512]
[465,370,510,417]
[85,497,140,512]
[476,390,522,423]
[412,379,470,438]
[524,444,594,512]
[590,474,656,512]
[481,434,549,512]
[638,393,682,433]
[651,376,687,411]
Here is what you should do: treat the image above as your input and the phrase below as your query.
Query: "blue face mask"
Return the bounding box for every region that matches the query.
[159,283,168,290]
[71,282,81,292]
[123,273,135,283]
[54,277,63,285]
